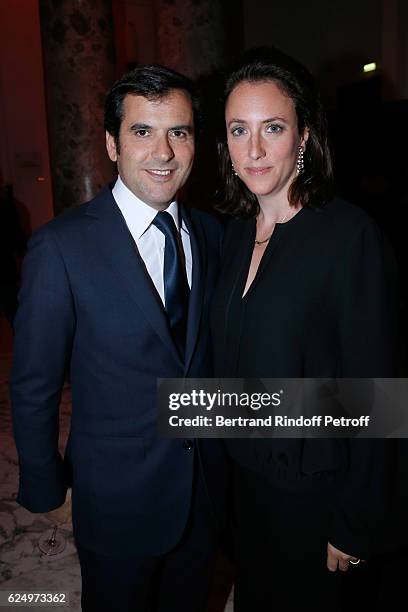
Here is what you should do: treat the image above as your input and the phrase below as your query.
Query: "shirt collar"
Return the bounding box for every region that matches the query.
[112,176,186,240]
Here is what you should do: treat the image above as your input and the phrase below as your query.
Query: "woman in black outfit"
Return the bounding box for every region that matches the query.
[211,47,394,610]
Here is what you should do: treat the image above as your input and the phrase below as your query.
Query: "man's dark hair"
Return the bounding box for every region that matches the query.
[217,46,334,216]
[104,64,201,150]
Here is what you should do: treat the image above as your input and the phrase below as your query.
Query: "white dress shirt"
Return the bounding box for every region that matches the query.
[112,177,192,306]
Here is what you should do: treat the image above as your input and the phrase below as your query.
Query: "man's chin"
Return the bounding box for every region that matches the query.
[141,194,177,210]
[146,188,181,208]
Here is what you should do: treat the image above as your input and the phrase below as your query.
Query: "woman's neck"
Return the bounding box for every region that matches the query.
[257,193,300,227]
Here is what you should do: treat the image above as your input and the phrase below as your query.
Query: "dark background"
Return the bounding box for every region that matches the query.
[1,0,407,365]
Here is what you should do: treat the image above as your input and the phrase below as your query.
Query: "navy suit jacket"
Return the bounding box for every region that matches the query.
[11,185,226,557]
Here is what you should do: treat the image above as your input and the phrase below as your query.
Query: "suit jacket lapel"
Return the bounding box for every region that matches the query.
[181,206,205,374]
[85,187,182,364]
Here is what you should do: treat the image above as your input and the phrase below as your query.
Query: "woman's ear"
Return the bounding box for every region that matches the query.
[300,127,310,150]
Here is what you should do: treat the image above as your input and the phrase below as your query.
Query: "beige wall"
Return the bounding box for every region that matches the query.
[0,0,53,232]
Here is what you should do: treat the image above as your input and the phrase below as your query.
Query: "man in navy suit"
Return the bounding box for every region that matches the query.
[11,65,224,611]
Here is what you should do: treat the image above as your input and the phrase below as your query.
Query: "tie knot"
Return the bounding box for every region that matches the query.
[152,210,179,240]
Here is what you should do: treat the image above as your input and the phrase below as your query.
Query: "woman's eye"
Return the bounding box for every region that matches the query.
[266,124,283,134]
[231,126,246,137]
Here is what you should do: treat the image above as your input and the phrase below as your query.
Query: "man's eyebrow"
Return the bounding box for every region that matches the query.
[129,123,152,131]
[128,123,193,133]
[170,125,193,133]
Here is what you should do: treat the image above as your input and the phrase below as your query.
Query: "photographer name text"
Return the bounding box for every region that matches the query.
[168,415,370,428]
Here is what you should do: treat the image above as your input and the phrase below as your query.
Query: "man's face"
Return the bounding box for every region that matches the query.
[106,90,195,210]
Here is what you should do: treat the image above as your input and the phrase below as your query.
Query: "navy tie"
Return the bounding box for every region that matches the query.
[152,211,190,358]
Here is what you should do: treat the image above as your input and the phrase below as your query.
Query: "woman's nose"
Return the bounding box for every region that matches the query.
[248,134,266,160]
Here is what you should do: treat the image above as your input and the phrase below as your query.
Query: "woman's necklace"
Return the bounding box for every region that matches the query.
[254,209,292,245]
[254,234,273,245]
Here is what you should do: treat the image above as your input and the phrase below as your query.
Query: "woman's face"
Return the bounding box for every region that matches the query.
[225,80,308,203]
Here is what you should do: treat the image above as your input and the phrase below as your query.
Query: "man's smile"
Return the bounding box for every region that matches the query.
[144,169,176,180]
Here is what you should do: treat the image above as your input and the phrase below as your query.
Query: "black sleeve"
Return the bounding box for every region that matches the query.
[10,225,75,512]
[334,218,393,378]
[327,219,395,558]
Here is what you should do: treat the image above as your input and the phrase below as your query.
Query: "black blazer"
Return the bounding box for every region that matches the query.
[211,198,396,558]
[11,185,226,557]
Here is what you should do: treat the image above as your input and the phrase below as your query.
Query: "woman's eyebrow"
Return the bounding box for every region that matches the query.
[227,116,288,127]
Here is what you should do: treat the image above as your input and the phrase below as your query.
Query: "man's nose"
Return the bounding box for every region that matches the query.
[153,135,175,163]
[248,133,266,160]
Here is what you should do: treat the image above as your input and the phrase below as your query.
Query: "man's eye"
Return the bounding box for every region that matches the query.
[170,130,187,139]
[266,124,283,134]
[231,127,246,137]
[135,129,149,137]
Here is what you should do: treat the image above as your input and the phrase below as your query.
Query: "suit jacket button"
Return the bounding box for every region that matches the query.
[183,440,193,450]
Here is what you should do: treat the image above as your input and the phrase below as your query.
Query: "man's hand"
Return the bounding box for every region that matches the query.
[44,490,72,526]
[327,541,364,572]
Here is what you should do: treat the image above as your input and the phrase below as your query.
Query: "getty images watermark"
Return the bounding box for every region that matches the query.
[157,378,408,438]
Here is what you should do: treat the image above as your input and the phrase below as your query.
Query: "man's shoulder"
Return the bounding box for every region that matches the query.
[184,207,223,261]
[187,206,220,225]
[35,185,112,240]
[186,207,222,237]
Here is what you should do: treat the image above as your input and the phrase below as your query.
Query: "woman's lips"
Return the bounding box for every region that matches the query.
[245,167,272,176]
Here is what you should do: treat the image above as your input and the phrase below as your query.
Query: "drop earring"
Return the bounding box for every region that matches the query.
[296,146,304,175]
[231,162,238,177]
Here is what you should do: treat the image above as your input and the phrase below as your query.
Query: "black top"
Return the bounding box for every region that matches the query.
[211,197,394,556]
[212,197,392,378]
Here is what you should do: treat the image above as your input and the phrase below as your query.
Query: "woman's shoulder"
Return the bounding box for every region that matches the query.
[310,197,379,237]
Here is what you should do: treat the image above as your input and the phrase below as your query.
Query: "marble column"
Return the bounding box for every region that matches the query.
[39,0,116,214]
[153,0,234,78]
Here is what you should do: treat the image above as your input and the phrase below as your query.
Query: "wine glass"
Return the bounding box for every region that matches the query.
[38,525,66,555]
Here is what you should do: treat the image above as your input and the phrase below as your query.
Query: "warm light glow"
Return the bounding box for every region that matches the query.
[37,176,45,181]
[363,62,376,73]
